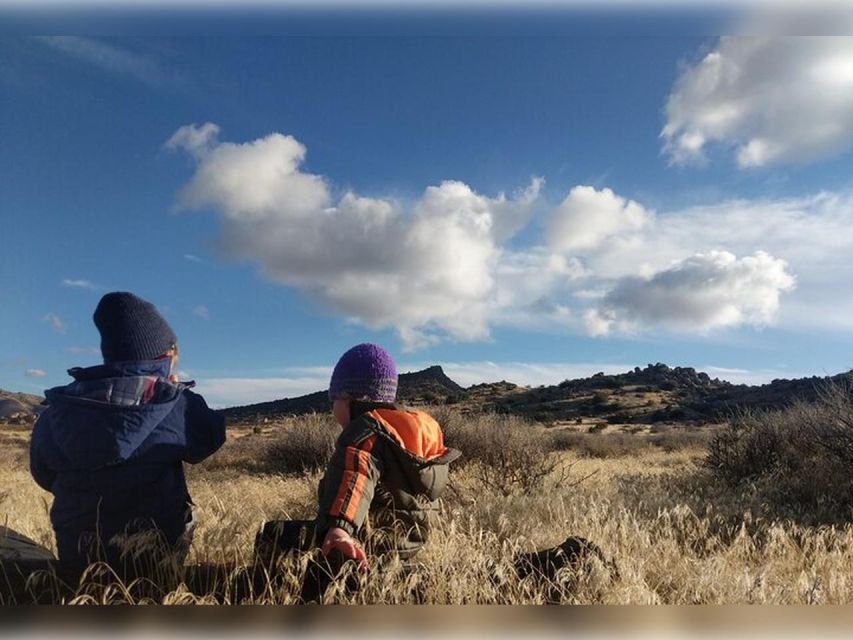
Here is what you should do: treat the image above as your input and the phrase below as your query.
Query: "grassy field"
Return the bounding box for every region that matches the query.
[2,408,853,604]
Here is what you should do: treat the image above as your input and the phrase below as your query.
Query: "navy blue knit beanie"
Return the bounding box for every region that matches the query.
[329,343,398,403]
[93,292,177,363]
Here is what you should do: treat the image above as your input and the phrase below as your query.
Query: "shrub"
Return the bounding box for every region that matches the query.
[551,427,715,458]
[442,412,570,496]
[591,391,611,405]
[263,415,339,473]
[705,381,853,520]
[649,428,716,452]
[202,414,338,475]
[551,431,652,458]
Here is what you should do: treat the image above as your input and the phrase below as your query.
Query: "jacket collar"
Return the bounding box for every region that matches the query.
[349,400,398,421]
[67,358,172,381]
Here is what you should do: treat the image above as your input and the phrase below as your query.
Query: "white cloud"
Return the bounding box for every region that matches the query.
[548,186,652,253]
[585,251,795,336]
[196,375,331,408]
[42,312,66,334]
[662,36,853,167]
[25,368,47,378]
[570,191,853,332]
[166,123,221,161]
[192,305,210,320]
[184,253,203,263]
[62,278,98,290]
[166,125,853,346]
[168,123,543,351]
[35,37,166,87]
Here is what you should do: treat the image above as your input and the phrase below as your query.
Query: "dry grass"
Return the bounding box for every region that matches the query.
[552,426,718,459]
[4,407,853,604]
[706,381,853,524]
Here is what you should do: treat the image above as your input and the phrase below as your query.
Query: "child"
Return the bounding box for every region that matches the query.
[315,343,460,567]
[29,292,225,581]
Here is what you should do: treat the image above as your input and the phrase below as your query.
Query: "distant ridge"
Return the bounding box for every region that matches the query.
[217,362,853,426]
[462,363,853,424]
[220,365,465,421]
[0,389,44,421]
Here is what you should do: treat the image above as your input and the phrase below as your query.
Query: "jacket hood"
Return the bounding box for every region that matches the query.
[42,359,188,469]
[365,408,461,499]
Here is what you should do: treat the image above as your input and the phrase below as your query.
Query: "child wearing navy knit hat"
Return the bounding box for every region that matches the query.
[30,292,225,585]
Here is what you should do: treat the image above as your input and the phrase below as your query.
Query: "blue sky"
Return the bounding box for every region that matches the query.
[3,9,853,406]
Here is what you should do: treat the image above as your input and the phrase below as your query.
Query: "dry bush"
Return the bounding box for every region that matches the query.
[201,414,338,475]
[264,414,339,474]
[552,431,653,458]
[441,411,571,496]
[649,427,717,452]
[706,381,853,522]
[552,427,716,459]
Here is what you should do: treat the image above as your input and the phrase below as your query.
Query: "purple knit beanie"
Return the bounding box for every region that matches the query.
[328,343,398,403]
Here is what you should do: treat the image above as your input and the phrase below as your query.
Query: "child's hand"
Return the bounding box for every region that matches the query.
[321,526,368,570]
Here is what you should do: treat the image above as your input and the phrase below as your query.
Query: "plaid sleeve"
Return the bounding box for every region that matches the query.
[316,421,382,536]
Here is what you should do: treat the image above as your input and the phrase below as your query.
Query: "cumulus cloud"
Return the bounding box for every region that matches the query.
[572,191,853,332]
[165,123,221,161]
[662,37,853,167]
[166,126,850,346]
[25,368,47,378]
[168,123,543,350]
[42,312,66,334]
[192,305,210,320]
[585,251,795,336]
[548,186,652,253]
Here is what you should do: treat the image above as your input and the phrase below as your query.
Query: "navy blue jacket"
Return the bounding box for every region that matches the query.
[29,360,225,570]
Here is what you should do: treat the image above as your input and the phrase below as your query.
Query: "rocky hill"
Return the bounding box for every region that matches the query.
[220,365,465,422]
[0,389,45,423]
[462,364,853,425]
[219,362,853,426]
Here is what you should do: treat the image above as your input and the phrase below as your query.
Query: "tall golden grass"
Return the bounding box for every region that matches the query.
[3,405,853,604]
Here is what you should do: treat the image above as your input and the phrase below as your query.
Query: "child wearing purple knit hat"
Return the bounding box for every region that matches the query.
[315,343,460,568]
